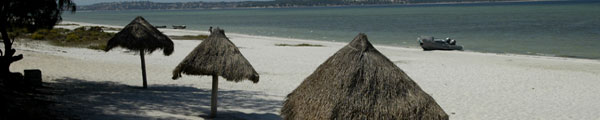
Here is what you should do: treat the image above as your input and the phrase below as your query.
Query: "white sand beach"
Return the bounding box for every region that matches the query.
[8,21,600,119]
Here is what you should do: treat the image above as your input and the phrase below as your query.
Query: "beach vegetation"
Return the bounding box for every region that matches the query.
[6,28,29,39]
[30,28,71,40]
[30,31,47,40]
[51,26,115,49]
[13,26,114,50]
[65,33,81,42]
[275,43,324,47]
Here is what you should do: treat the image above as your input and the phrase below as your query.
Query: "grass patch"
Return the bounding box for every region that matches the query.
[275,43,324,47]
[169,35,208,40]
[51,27,114,50]
[7,28,30,39]
[30,28,72,40]
[10,26,115,50]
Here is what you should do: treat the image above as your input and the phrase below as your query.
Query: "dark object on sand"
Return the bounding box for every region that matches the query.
[24,69,42,87]
[172,28,259,118]
[105,16,174,89]
[281,33,448,120]
[172,25,186,29]
[154,25,167,28]
[4,70,42,88]
[418,36,463,50]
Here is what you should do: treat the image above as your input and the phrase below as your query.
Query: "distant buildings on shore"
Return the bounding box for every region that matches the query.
[79,0,530,10]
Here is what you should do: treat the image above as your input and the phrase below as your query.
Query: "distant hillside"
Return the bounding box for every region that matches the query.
[79,0,535,10]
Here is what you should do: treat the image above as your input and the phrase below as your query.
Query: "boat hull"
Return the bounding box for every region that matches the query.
[418,36,463,51]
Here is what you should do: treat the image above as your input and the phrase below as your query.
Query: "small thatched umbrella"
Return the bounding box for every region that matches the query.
[281,33,448,120]
[105,16,174,89]
[172,28,259,118]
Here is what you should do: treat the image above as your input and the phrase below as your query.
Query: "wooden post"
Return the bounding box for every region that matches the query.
[140,50,147,89]
[210,75,218,118]
[24,69,42,87]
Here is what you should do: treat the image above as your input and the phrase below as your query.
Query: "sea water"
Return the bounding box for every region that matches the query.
[63,0,600,59]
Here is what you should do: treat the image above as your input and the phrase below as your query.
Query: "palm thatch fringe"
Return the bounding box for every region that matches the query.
[172,28,259,83]
[281,33,448,120]
[105,16,174,55]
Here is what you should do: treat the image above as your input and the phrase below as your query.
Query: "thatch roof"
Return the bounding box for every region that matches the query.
[105,16,174,55]
[281,33,448,120]
[172,28,259,83]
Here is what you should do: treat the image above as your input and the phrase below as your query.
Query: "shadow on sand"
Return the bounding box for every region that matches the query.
[44,77,281,120]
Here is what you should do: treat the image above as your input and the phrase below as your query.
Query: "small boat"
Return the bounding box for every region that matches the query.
[154,25,167,28]
[172,25,186,29]
[418,36,463,51]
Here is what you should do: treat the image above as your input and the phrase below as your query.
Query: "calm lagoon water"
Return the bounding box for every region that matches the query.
[63,1,600,59]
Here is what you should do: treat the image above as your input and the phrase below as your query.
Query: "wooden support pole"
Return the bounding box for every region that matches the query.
[210,75,218,118]
[140,50,147,89]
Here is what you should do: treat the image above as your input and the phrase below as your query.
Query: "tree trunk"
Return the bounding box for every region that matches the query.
[210,75,218,118]
[1,27,13,76]
[140,50,147,89]
[1,26,23,76]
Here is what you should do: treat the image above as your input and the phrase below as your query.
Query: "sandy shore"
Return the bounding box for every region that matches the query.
[8,21,600,119]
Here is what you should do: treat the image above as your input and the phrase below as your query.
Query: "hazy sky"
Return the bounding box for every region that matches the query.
[73,0,270,5]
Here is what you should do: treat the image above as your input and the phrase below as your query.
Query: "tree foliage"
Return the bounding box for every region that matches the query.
[0,0,76,75]
[1,0,76,30]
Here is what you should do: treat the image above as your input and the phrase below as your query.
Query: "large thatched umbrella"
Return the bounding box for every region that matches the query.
[281,33,448,120]
[172,28,259,118]
[105,16,174,89]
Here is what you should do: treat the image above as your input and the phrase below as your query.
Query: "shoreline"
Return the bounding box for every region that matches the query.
[61,20,600,63]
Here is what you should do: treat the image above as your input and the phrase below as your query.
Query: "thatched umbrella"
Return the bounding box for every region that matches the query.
[281,33,448,120]
[172,28,259,118]
[105,16,174,89]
